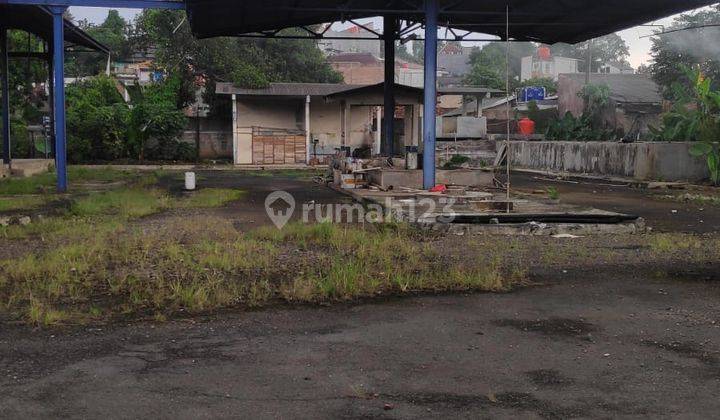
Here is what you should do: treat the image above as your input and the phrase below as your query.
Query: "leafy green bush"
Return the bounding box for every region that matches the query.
[66,76,130,162]
[526,101,558,133]
[546,112,613,141]
[546,83,614,141]
[127,76,188,161]
[66,75,188,162]
[689,142,720,185]
[442,154,471,169]
[649,67,720,143]
[520,77,558,95]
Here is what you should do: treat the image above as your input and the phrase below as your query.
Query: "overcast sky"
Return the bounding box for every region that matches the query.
[69,7,696,68]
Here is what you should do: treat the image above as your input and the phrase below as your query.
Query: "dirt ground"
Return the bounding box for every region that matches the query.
[1,170,719,419]
[510,173,720,234]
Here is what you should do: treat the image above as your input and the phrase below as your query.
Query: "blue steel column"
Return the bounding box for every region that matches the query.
[50,6,68,192]
[47,46,56,160]
[1,27,10,165]
[382,16,397,156]
[422,0,438,189]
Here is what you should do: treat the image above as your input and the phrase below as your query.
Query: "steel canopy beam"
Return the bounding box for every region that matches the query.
[382,15,397,157]
[2,0,185,9]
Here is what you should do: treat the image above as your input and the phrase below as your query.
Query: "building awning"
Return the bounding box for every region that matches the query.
[216,82,359,98]
[217,81,424,102]
[0,4,109,53]
[185,0,715,44]
[324,82,423,101]
[560,73,662,104]
[438,86,505,96]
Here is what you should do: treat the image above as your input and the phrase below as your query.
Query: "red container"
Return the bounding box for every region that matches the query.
[518,117,536,135]
[537,46,552,60]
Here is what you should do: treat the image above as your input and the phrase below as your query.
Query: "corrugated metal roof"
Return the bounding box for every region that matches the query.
[216,82,361,97]
[0,5,108,53]
[561,73,662,104]
[327,52,381,65]
[438,87,504,95]
[324,82,422,99]
[186,0,715,45]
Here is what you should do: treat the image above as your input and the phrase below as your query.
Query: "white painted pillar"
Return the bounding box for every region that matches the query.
[231,93,238,164]
[375,106,382,155]
[305,95,311,164]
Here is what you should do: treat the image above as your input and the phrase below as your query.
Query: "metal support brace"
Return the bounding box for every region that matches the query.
[422,0,438,189]
[50,5,68,192]
[383,15,397,156]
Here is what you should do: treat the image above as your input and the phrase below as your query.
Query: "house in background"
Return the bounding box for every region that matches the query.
[558,73,662,138]
[215,82,423,165]
[327,52,425,87]
[599,61,635,74]
[521,46,580,82]
[327,53,384,85]
[437,43,476,77]
[318,23,381,57]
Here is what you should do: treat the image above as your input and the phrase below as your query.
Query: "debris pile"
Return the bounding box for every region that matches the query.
[327,152,404,190]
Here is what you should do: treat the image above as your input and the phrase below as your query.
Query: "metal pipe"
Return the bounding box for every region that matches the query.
[383,15,397,157]
[305,94,311,164]
[50,6,68,192]
[1,27,10,165]
[375,106,382,155]
[422,0,438,190]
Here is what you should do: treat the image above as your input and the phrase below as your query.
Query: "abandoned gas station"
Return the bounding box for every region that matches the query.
[0,0,715,193]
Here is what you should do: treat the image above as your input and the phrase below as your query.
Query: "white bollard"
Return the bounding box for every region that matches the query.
[184,172,196,191]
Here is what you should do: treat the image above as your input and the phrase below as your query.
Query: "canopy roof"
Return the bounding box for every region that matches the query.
[0,4,109,53]
[186,0,716,44]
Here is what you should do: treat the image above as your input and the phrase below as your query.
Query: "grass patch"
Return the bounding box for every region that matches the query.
[0,219,524,325]
[71,188,170,218]
[0,195,49,212]
[665,192,720,207]
[648,233,702,253]
[174,188,246,208]
[0,166,139,195]
[442,154,471,169]
[546,186,560,200]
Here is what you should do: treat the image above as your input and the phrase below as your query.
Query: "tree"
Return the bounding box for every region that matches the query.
[464,42,536,89]
[550,34,630,72]
[69,10,133,77]
[636,64,651,74]
[127,76,189,161]
[520,77,558,95]
[648,5,720,98]
[0,31,48,158]
[132,10,342,115]
[464,65,505,90]
[65,76,130,162]
[412,40,425,63]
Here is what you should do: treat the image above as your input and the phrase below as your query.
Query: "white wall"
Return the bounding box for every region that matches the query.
[520,56,533,82]
[554,57,579,78]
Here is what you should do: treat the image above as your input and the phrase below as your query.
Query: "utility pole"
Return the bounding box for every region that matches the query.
[585,39,593,85]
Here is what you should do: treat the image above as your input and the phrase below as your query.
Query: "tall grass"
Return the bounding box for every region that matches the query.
[0,219,524,326]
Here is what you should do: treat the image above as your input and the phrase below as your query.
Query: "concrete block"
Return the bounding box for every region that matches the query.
[435,116,444,138]
[367,169,494,190]
[508,141,710,182]
[456,117,487,138]
[9,159,54,178]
